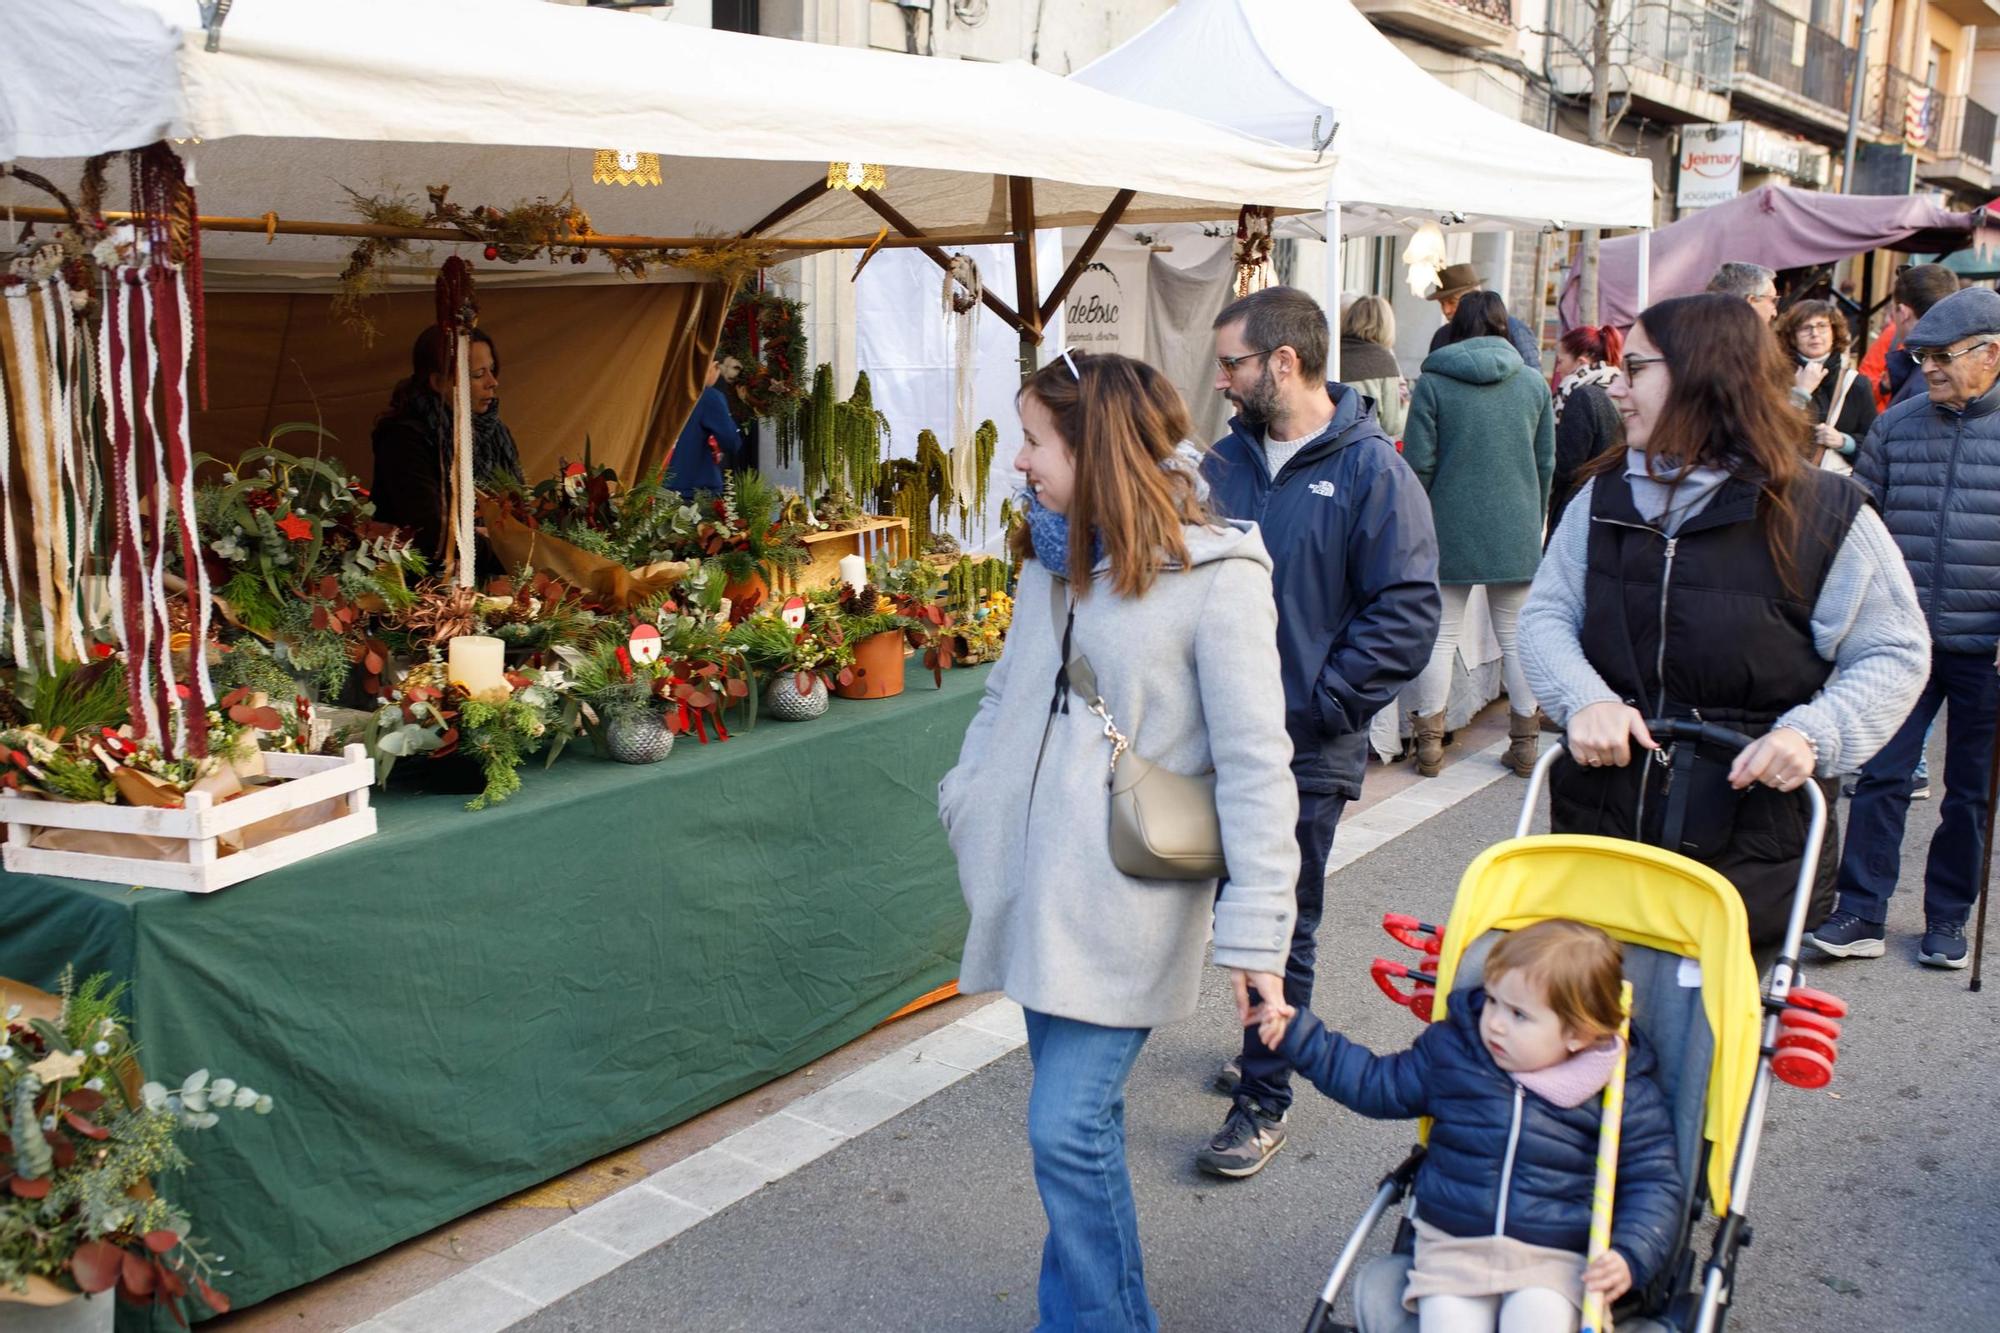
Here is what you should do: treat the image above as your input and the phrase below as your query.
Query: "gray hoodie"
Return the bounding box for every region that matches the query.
[939,521,1300,1029]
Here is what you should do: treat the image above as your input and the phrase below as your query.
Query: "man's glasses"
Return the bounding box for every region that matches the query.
[1216,348,1275,374]
[1911,341,1995,367]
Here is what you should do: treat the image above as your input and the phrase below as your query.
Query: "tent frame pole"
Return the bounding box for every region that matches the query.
[1038,189,1136,328]
[1325,197,1343,380]
[0,202,1017,256]
[1009,176,1044,381]
[850,188,1035,336]
[1637,227,1652,313]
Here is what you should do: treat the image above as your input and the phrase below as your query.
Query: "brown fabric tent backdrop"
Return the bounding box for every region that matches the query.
[189,281,731,487]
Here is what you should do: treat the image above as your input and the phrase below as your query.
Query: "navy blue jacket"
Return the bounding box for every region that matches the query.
[1279,992,1682,1290]
[1855,376,2000,653]
[665,385,745,494]
[1203,384,1441,798]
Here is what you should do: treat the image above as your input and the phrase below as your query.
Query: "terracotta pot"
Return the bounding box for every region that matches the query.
[834,631,906,700]
[721,570,769,622]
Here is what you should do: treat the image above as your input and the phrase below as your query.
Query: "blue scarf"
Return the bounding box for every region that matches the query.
[1023,493,1103,579]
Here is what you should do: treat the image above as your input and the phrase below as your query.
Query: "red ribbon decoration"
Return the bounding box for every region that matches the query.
[102,276,150,739]
[151,267,209,759]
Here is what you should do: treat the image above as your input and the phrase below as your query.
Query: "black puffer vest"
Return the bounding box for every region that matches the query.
[1549,467,1866,945]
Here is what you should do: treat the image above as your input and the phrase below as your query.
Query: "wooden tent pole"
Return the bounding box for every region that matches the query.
[850,188,1036,340]
[0,203,1014,253]
[1008,175,1042,383]
[1038,189,1135,329]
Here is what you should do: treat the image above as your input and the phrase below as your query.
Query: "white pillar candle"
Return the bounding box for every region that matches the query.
[838,553,868,593]
[447,634,508,701]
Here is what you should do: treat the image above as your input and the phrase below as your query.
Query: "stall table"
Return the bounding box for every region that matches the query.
[0,666,986,1324]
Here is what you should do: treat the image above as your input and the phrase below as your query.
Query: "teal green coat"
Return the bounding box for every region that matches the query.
[1403,336,1555,585]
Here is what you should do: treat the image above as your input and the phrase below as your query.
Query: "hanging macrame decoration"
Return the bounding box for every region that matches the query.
[435,257,480,588]
[96,143,213,757]
[1232,205,1275,298]
[942,252,982,523]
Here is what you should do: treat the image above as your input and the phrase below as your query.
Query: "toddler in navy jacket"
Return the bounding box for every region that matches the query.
[1261,920,1682,1332]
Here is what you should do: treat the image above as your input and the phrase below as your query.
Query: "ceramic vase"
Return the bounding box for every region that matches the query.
[764,674,830,722]
[604,710,676,764]
[833,631,907,700]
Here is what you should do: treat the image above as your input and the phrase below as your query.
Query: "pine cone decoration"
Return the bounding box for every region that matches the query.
[849,584,881,617]
[0,682,25,727]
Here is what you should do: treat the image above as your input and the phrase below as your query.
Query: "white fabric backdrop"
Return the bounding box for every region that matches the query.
[853,236,1066,555]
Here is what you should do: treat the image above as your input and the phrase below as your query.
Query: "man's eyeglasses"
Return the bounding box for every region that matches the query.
[1216,349,1275,374]
[1910,341,1995,367]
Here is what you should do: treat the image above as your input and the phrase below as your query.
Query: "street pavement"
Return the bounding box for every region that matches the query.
[518,745,2000,1333]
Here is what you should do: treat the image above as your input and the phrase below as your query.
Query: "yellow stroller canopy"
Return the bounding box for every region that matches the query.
[1429,833,1764,1211]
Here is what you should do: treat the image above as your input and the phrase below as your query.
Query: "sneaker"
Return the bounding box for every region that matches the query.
[1805,910,1886,959]
[1919,921,1969,969]
[1195,1097,1287,1179]
[1910,782,1931,801]
[1211,1056,1243,1096]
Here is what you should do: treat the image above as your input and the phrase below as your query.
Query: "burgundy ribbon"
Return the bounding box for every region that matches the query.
[151,267,208,758]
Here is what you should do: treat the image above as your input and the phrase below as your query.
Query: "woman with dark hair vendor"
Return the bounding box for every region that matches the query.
[371,325,524,563]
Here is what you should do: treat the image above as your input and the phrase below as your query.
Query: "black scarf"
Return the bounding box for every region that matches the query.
[400,387,524,486]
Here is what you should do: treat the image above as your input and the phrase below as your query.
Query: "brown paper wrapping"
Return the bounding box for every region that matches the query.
[479,500,687,610]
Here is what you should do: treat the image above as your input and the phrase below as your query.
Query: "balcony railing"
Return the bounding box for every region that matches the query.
[1549,0,1737,97]
[1863,67,1998,167]
[1734,0,1852,113]
[1455,0,1515,23]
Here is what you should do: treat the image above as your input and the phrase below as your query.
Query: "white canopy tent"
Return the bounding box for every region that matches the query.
[1,0,1333,299]
[1072,0,1659,371]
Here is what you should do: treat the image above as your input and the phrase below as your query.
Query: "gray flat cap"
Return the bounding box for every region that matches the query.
[1906,285,2000,349]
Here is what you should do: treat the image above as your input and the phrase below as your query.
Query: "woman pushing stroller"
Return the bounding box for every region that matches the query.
[1260,920,1680,1333]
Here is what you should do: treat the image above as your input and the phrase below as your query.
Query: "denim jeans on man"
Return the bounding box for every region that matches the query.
[1024,1009,1156,1333]
[1234,791,1348,1114]
[1836,647,1999,926]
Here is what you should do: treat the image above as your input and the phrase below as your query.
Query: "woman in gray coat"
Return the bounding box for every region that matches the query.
[939,351,1299,1332]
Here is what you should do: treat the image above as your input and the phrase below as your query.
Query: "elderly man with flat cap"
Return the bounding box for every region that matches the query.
[1811,286,2000,969]
[1425,263,1543,371]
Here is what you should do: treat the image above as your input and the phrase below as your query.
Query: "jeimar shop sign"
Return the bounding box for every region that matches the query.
[1677,122,1744,210]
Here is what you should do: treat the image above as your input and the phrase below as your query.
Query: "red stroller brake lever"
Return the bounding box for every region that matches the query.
[1372,958,1437,1021]
[1382,913,1443,955]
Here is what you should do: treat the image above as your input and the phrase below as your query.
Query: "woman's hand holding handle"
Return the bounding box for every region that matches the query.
[1566,702,1658,770]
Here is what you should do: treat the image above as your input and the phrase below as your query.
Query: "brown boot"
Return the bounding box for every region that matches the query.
[1507,711,1541,777]
[1413,711,1446,777]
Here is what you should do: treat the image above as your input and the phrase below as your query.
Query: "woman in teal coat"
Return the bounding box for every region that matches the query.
[1402,291,1554,779]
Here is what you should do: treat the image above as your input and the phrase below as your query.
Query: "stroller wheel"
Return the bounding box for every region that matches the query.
[1773,1044,1836,1089]
[1775,1029,1837,1064]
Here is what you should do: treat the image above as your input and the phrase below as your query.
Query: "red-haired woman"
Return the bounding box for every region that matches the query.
[1546,324,1623,536]
[939,350,1301,1329]
[1519,294,1927,956]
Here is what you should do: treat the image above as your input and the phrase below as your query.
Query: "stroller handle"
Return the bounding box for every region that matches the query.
[1514,724,1827,996]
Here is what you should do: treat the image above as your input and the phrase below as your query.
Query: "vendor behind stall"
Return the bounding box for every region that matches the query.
[664,352,746,494]
[371,326,524,563]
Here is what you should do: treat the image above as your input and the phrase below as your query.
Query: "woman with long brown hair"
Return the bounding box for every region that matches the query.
[1518,293,1926,954]
[939,350,1300,1330]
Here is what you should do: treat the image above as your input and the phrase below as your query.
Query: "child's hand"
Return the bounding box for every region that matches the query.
[1257,1008,1293,1051]
[1583,1250,1632,1302]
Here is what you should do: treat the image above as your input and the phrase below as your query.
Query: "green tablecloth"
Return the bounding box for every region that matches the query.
[0,666,986,1323]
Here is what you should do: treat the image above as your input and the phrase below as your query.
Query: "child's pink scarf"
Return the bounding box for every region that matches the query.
[1511,1038,1624,1108]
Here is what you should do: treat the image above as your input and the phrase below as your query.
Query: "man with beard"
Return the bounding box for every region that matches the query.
[1195,287,1442,1179]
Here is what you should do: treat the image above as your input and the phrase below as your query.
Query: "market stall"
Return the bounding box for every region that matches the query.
[0,2,1331,1324]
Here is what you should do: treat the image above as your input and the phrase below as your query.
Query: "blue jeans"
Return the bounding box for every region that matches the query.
[1024,1009,1156,1333]
[1836,647,1999,927]
[1235,790,1349,1114]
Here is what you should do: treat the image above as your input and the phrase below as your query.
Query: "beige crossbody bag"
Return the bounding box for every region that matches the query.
[1047,577,1227,880]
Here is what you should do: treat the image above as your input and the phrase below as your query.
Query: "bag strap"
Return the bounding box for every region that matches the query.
[1045,574,1128,777]
[1825,368,1857,427]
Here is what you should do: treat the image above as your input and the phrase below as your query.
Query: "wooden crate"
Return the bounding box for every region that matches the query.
[0,745,377,893]
[774,516,910,594]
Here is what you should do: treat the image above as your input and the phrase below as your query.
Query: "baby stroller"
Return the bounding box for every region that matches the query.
[1307,719,1851,1333]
